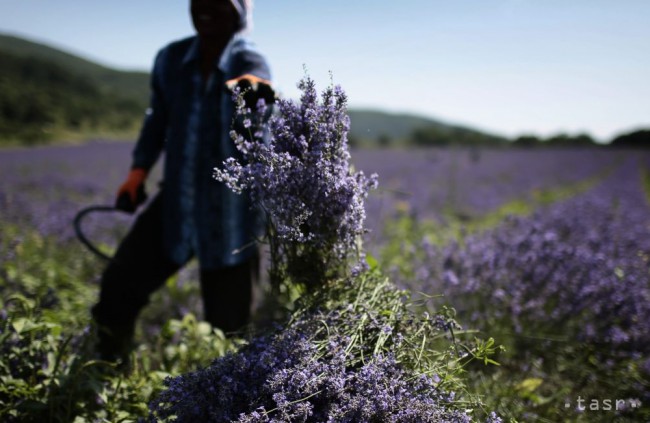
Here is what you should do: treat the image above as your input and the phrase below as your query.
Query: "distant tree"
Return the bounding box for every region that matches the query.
[545,133,571,146]
[543,133,597,148]
[410,127,452,147]
[571,133,596,146]
[513,134,541,148]
[410,125,507,148]
[377,133,391,147]
[610,129,650,148]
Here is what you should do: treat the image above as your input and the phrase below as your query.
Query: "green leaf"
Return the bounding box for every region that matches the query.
[365,253,379,270]
[614,267,624,279]
[516,377,543,393]
[12,318,27,334]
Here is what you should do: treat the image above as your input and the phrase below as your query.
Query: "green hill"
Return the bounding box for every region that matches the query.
[0,33,149,104]
[348,109,508,147]
[0,49,144,144]
[348,109,449,141]
[0,32,506,148]
[0,33,148,145]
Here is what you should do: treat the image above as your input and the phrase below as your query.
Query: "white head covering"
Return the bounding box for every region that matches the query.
[230,0,253,32]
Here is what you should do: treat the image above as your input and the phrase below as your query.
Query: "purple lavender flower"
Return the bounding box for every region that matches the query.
[214,76,378,288]
[149,270,496,422]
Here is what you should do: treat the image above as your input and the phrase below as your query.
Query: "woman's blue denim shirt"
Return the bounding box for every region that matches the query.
[131,34,270,270]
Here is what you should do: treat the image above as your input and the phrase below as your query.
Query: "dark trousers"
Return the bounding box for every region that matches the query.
[91,194,257,338]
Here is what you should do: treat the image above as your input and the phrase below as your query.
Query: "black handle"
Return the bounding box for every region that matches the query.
[115,184,147,214]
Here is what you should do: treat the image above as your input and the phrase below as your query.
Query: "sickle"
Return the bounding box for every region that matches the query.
[73,205,126,262]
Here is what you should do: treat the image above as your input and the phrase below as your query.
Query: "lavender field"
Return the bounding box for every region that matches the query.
[1,141,649,422]
[382,152,650,420]
[0,142,619,244]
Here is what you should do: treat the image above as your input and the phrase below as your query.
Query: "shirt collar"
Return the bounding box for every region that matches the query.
[181,34,242,72]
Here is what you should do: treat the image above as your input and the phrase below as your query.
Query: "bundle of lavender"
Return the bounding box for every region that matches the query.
[150,77,501,422]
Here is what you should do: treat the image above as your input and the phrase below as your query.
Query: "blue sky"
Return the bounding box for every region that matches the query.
[1,0,649,141]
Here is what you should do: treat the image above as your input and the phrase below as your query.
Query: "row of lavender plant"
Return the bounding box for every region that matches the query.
[402,155,650,351]
[355,148,616,236]
[0,142,142,242]
[389,154,650,419]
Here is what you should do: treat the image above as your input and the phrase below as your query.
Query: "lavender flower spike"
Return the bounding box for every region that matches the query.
[214,75,378,288]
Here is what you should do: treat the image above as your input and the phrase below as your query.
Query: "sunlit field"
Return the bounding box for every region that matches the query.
[1,141,649,422]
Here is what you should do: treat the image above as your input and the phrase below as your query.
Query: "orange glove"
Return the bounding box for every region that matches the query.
[225,74,272,90]
[115,168,148,213]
